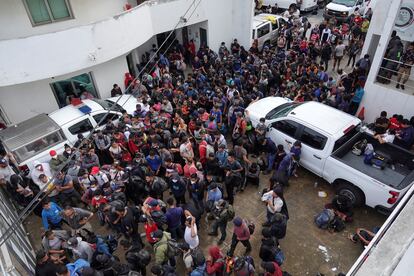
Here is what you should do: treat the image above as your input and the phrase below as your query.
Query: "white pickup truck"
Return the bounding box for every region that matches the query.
[246,97,414,214]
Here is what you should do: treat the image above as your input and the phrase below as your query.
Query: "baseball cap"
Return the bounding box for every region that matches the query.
[49,150,57,157]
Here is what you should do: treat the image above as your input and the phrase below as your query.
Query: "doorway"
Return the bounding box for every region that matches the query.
[126,53,136,77]
[200,28,207,48]
[182,26,189,46]
[156,31,177,53]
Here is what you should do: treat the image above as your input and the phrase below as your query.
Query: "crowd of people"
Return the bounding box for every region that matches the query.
[0,4,412,276]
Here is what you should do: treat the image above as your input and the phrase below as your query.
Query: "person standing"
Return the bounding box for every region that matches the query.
[60,206,93,235]
[41,199,63,230]
[228,217,252,257]
[396,42,414,90]
[333,40,346,71]
[184,211,199,250]
[208,199,231,245]
[165,197,184,240]
[262,187,284,227]
[53,171,81,207]
[111,84,122,97]
[320,42,332,71]
[349,83,364,115]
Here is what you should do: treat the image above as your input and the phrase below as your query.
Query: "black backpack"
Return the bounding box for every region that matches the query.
[329,216,346,232]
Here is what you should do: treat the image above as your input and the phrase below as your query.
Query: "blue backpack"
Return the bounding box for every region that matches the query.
[315,209,335,229]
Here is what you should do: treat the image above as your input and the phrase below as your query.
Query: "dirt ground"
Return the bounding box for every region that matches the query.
[25,166,385,275]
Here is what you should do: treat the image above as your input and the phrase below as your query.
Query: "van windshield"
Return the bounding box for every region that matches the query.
[332,0,356,7]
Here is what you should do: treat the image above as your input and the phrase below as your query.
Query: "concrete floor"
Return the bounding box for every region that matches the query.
[25,165,385,275]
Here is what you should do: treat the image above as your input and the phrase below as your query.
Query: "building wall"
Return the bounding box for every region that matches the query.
[0,0,129,40]
[0,55,128,124]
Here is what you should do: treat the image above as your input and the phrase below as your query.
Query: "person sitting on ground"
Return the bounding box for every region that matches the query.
[348,228,377,246]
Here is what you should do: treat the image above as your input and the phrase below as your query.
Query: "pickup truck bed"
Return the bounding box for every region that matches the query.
[333,132,414,189]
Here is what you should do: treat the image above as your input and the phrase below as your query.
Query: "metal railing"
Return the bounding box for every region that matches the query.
[376,57,414,92]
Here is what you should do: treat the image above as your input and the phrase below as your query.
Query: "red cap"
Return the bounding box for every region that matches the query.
[49,150,57,157]
[90,166,100,175]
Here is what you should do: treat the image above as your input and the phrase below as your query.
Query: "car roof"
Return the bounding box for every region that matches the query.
[287,101,361,136]
[252,13,285,28]
[48,99,104,126]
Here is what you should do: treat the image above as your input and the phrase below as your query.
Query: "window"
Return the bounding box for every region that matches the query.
[272,120,299,137]
[265,102,302,120]
[51,72,98,108]
[68,119,93,135]
[257,24,270,38]
[299,127,328,150]
[93,113,120,127]
[24,0,73,25]
[271,20,278,31]
[252,29,255,40]
[14,131,64,162]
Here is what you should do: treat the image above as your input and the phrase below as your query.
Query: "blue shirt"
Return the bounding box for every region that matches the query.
[41,202,63,229]
[278,153,293,173]
[352,88,364,103]
[207,188,222,202]
[216,150,228,167]
[166,207,183,229]
[146,155,162,172]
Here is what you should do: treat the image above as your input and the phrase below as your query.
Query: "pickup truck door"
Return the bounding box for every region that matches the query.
[296,125,329,176]
[62,116,95,144]
[268,119,301,151]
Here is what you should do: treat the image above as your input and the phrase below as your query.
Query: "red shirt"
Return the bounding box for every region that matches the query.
[145,222,158,243]
[389,117,401,131]
[91,196,108,208]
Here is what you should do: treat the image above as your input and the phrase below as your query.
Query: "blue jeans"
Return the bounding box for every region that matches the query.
[267,153,276,171]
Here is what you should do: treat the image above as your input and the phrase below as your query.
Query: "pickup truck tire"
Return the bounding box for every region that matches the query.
[336,182,365,207]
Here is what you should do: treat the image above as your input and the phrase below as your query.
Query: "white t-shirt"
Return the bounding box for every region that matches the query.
[267,196,284,214]
[383,133,395,143]
[184,225,199,249]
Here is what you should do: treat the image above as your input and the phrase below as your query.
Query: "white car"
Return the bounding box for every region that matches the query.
[246,97,414,214]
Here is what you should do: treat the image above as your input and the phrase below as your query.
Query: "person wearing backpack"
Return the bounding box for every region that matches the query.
[146,172,168,200]
[152,230,176,266]
[269,213,287,240]
[259,228,280,263]
[168,174,187,205]
[234,256,255,276]
[228,217,252,257]
[206,246,225,276]
[261,261,283,276]
[208,199,232,245]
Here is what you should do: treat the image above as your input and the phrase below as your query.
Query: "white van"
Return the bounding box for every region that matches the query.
[0,95,139,173]
[263,0,318,12]
[324,0,373,22]
[252,13,288,51]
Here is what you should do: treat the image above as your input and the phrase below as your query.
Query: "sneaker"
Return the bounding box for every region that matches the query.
[402,84,405,90]
[396,84,400,89]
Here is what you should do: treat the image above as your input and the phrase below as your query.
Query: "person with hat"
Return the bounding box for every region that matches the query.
[53,171,81,207]
[35,249,60,276]
[261,261,283,276]
[66,236,95,263]
[48,149,67,174]
[61,205,94,234]
[30,160,52,189]
[228,216,252,257]
[152,229,175,266]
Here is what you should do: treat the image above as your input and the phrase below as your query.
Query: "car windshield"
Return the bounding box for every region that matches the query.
[92,99,125,113]
[265,102,302,120]
[332,0,356,7]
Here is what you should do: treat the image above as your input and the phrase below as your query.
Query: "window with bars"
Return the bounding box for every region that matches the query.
[23,0,73,26]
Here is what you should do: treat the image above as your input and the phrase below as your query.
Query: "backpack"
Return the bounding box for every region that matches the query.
[246,220,255,235]
[329,216,346,232]
[150,210,168,226]
[226,205,235,221]
[314,209,335,229]
[102,234,118,254]
[352,139,367,155]
[153,176,169,192]
[165,239,181,259]
[274,248,285,266]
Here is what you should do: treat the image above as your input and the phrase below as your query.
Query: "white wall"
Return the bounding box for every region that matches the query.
[0,55,128,123]
[0,0,128,40]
